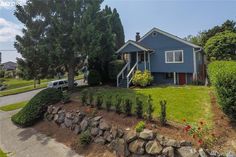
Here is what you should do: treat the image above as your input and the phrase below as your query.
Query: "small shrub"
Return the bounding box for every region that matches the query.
[88,70,101,86]
[132,70,153,87]
[88,91,94,107]
[115,95,122,114]
[160,100,167,126]
[135,97,143,118]
[147,95,154,121]
[124,98,132,116]
[81,90,88,105]
[108,59,125,81]
[135,121,145,133]
[4,71,14,78]
[62,91,70,104]
[79,131,92,146]
[11,88,62,127]
[95,95,103,110]
[0,70,5,78]
[105,95,112,111]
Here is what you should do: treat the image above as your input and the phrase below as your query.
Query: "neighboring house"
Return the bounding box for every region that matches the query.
[1,61,17,71]
[116,27,205,88]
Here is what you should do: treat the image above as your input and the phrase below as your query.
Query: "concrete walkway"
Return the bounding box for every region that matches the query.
[0,110,82,157]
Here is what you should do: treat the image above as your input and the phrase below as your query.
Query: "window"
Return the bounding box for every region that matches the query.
[138,53,144,62]
[165,73,173,79]
[152,31,157,37]
[165,50,184,63]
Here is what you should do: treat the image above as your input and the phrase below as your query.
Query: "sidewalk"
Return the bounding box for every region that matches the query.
[0,110,82,157]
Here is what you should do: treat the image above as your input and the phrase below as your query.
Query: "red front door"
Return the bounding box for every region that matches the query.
[178,73,186,85]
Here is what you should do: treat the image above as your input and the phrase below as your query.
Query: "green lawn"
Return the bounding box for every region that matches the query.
[0,101,28,111]
[78,86,212,125]
[0,148,7,157]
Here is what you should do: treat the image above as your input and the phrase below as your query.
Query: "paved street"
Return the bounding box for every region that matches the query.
[0,79,85,107]
[0,110,82,157]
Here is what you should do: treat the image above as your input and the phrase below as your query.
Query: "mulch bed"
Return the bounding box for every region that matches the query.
[33,91,236,156]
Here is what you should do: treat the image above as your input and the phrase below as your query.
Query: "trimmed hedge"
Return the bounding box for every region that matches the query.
[11,88,62,127]
[208,61,236,120]
[88,70,101,86]
[108,60,125,81]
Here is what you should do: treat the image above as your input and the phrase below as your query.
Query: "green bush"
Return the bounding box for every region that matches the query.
[79,131,92,146]
[95,95,103,109]
[160,100,167,126]
[0,70,5,78]
[132,70,153,87]
[88,91,94,106]
[81,90,88,105]
[147,95,154,121]
[108,60,125,81]
[105,95,112,111]
[115,95,122,114]
[62,91,70,104]
[4,71,14,78]
[135,121,145,133]
[123,98,132,116]
[11,88,62,127]
[135,97,143,118]
[208,61,236,120]
[88,70,101,86]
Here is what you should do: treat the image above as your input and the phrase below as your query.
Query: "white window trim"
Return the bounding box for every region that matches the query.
[165,50,184,63]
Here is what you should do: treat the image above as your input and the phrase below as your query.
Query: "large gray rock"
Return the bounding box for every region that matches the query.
[80,118,89,131]
[72,116,80,124]
[125,131,137,143]
[66,112,73,119]
[180,140,192,147]
[91,127,99,136]
[177,146,199,157]
[145,140,162,155]
[156,134,165,144]
[53,114,59,121]
[117,128,124,138]
[128,139,145,155]
[93,116,103,121]
[94,137,106,145]
[110,138,130,157]
[64,118,73,128]
[52,106,61,114]
[47,105,54,114]
[56,111,65,124]
[162,146,175,157]
[46,114,54,121]
[199,148,207,157]
[99,121,111,130]
[74,125,81,134]
[227,151,236,157]
[164,139,180,148]
[90,121,99,127]
[139,129,154,140]
[111,127,118,138]
[104,131,113,143]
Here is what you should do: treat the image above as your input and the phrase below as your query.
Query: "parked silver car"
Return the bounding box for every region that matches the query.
[47,79,78,89]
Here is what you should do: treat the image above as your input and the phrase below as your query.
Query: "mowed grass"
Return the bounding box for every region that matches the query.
[0,148,7,157]
[78,86,212,124]
[0,101,28,111]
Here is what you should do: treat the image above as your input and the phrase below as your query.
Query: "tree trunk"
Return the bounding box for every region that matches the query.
[68,64,75,90]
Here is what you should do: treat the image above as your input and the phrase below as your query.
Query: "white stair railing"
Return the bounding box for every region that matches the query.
[126,62,138,88]
[117,62,130,87]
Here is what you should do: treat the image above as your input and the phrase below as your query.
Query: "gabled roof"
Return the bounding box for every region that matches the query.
[115,40,152,54]
[138,27,201,48]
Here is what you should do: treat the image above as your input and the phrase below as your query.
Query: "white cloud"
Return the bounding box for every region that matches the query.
[0,0,26,9]
[0,17,22,42]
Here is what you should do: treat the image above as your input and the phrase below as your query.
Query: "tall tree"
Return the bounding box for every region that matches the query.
[14,1,51,87]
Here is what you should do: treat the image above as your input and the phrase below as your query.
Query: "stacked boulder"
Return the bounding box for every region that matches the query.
[44,105,234,157]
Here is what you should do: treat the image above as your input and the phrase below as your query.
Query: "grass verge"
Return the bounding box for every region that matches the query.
[0,148,7,157]
[0,101,28,111]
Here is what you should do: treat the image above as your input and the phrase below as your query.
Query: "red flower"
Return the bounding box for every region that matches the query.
[198,139,203,145]
[184,125,191,132]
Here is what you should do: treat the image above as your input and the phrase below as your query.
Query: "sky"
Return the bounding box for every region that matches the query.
[0,0,235,63]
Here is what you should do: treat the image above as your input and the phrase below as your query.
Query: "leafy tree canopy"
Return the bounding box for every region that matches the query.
[204,31,236,61]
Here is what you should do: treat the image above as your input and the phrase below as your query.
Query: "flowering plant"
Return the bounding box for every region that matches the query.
[183,119,216,148]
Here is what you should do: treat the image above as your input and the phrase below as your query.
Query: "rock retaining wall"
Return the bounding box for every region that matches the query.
[44,105,236,157]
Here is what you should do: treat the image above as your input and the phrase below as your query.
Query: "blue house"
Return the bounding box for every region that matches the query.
[116,27,205,88]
